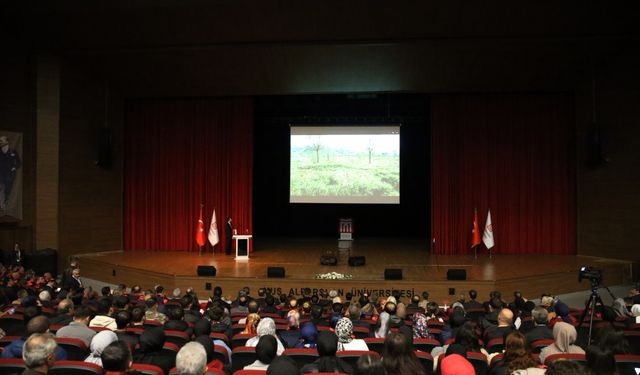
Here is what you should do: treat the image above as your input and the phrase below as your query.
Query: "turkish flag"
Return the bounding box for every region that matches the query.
[196,205,206,247]
[471,208,481,248]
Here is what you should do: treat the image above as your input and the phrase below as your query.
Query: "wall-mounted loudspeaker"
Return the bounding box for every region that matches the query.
[197,265,216,277]
[267,267,285,278]
[348,256,366,266]
[446,268,467,280]
[384,268,403,280]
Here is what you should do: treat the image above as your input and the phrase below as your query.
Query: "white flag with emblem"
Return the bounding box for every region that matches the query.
[482,209,494,249]
[208,209,219,247]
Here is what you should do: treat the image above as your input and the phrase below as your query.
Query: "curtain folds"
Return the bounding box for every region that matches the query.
[431,94,576,255]
[124,97,253,252]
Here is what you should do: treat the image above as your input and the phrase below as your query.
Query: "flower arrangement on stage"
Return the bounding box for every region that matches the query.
[315,272,353,280]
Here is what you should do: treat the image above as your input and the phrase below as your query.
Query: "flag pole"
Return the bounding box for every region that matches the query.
[199,203,204,256]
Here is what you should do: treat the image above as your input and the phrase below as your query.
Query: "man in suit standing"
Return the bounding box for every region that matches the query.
[225,217,233,255]
[68,268,83,291]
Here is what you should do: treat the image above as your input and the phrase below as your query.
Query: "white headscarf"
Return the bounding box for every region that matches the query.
[631,304,640,323]
[85,330,118,366]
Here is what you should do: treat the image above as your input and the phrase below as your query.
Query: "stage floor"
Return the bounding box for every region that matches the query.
[78,237,634,302]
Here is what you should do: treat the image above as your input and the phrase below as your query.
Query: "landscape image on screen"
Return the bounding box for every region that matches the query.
[290,125,400,204]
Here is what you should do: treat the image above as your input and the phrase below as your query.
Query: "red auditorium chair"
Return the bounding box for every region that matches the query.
[413,338,440,353]
[142,320,163,329]
[231,346,257,372]
[283,348,319,368]
[213,344,231,364]
[210,332,230,345]
[0,315,24,336]
[0,358,26,374]
[125,327,144,336]
[530,339,554,354]
[231,333,256,348]
[130,363,165,375]
[164,330,190,347]
[363,337,385,355]
[49,360,104,375]
[55,337,89,360]
[259,312,281,319]
[49,325,64,334]
[352,326,370,339]
[466,351,489,375]
[337,350,379,368]
[465,308,486,322]
[414,350,434,375]
[486,338,505,353]
[543,353,587,365]
[614,354,640,375]
[162,341,180,355]
[232,323,245,335]
[233,370,267,375]
[490,353,504,368]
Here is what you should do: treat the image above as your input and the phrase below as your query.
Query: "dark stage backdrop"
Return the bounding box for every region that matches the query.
[124,98,253,252]
[253,94,430,238]
[431,94,576,255]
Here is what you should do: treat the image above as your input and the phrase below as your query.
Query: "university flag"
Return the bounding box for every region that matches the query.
[483,209,494,249]
[208,209,219,247]
[196,205,206,247]
[472,208,481,248]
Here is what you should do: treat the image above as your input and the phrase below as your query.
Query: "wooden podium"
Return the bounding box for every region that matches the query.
[233,234,252,260]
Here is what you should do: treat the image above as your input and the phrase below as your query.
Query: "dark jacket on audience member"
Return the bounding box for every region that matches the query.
[132,327,175,374]
[525,325,554,344]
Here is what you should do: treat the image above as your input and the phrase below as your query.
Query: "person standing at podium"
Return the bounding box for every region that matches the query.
[225,217,233,255]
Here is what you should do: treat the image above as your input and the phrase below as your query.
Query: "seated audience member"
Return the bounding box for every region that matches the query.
[631,304,640,323]
[518,300,537,334]
[330,302,344,328]
[267,356,299,375]
[612,297,630,318]
[374,301,396,338]
[144,297,167,324]
[485,308,515,342]
[279,310,301,348]
[348,303,369,330]
[230,294,249,314]
[245,335,278,370]
[544,359,586,375]
[300,331,354,375]
[440,353,474,375]
[463,289,483,310]
[239,299,260,325]
[295,322,319,349]
[417,291,430,310]
[90,298,117,330]
[595,327,631,355]
[102,341,133,375]
[176,341,208,375]
[56,305,96,347]
[129,307,145,327]
[547,301,576,327]
[425,301,442,321]
[382,331,425,375]
[193,318,231,363]
[255,288,267,307]
[525,306,554,343]
[262,294,279,314]
[3,316,67,360]
[21,333,58,375]
[490,331,544,375]
[181,294,201,324]
[335,317,369,351]
[407,294,421,309]
[310,304,329,327]
[49,298,74,326]
[585,345,616,375]
[245,317,286,355]
[208,304,232,338]
[412,312,430,340]
[359,294,376,316]
[114,310,138,348]
[356,353,385,375]
[85,330,118,367]
[193,335,215,365]
[132,327,176,374]
[242,313,261,335]
[539,322,585,363]
[164,304,193,336]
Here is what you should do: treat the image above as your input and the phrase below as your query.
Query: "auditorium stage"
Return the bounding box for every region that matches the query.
[78,237,634,303]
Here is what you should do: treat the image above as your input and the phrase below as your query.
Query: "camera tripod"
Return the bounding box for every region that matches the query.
[577,281,616,345]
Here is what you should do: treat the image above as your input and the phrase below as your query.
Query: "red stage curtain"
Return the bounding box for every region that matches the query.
[431,94,576,255]
[124,98,253,252]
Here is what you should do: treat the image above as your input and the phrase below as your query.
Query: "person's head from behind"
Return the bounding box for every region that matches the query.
[532,306,549,325]
[247,299,259,314]
[595,327,630,355]
[256,335,277,365]
[455,322,480,352]
[586,345,616,375]
[316,331,338,357]
[115,310,131,330]
[426,301,439,316]
[101,341,132,372]
[27,315,50,336]
[176,341,207,375]
[267,356,298,375]
[384,301,397,315]
[469,289,478,300]
[545,360,586,375]
[383,331,412,359]
[265,294,275,306]
[497,308,514,327]
[356,353,385,375]
[167,305,184,321]
[22,333,57,371]
[73,305,93,325]
[131,307,144,323]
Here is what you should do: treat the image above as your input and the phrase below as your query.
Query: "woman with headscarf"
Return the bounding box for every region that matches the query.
[242,313,260,335]
[245,317,286,355]
[539,322,585,364]
[300,331,354,375]
[245,335,278,370]
[85,330,118,366]
[335,317,368,351]
[411,312,429,340]
[547,301,576,327]
[132,327,176,374]
[295,322,318,349]
[631,304,640,324]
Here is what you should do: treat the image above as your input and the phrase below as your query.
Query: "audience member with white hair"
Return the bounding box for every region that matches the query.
[22,333,58,375]
[176,341,208,375]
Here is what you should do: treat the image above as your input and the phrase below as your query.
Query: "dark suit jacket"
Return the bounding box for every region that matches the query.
[68,277,82,291]
[225,222,233,252]
[525,325,554,343]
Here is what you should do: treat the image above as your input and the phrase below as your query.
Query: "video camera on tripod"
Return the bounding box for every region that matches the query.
[578,266,602,288]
